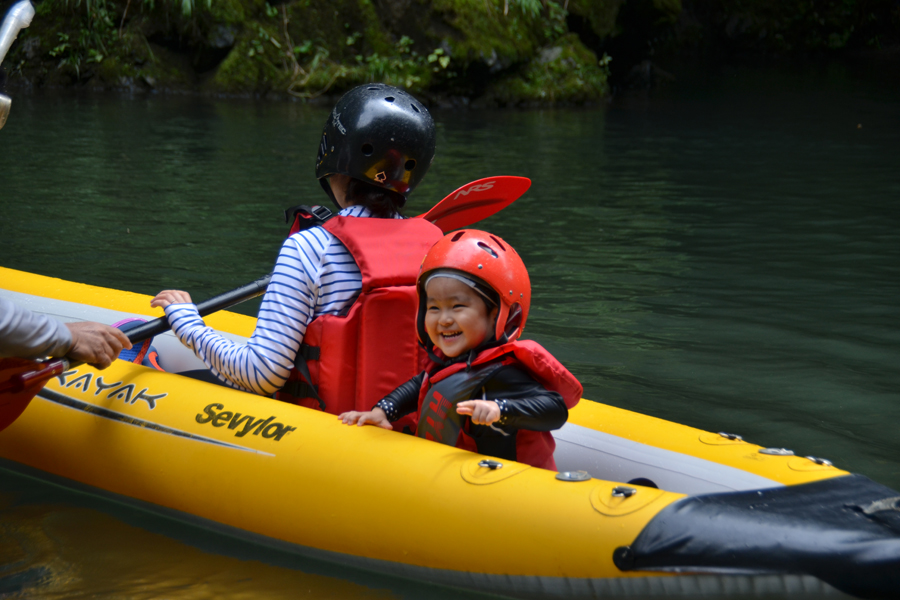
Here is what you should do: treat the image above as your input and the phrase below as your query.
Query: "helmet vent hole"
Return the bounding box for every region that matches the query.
[385,96,395,102]
[411,104,421,113]
[451,232,465,242]
[477,242,499,258]
[368,86,379,90]
[489,236,506,251]
[361,143,374,156]
[404,159,416,171]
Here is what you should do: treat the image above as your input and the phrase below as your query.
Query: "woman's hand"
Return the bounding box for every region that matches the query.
[456,400,501,425]
[150,290,193,310]
[65,322,132,369]
[338,407,393,430]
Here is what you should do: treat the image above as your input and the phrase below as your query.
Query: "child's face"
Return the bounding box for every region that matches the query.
[424,277,498,358]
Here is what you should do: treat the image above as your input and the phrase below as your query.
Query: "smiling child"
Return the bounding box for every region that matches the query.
[339,230,582,470]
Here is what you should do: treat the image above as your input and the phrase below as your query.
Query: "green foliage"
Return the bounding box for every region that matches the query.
[485,33,609,105]
[40,0,117,80]
[18,0,623,102]
[345,36,453,92]
[708,0,893,52]
[509,0,543,18]
[565,0,623,39]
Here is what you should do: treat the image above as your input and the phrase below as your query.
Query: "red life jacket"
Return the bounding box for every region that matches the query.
[415,340,582,470]
[276,213,443,428]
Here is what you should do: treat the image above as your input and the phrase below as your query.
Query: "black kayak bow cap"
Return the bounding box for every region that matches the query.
[316,83,436,207]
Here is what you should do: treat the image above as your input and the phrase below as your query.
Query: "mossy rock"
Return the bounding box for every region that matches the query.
[209,23,293,94]
[202,0,249,24]
[482,33,609,105]
[566,0,625,39]
[430,0,547,68]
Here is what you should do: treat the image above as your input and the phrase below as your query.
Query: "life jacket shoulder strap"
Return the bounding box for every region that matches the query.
[284,204,334,236]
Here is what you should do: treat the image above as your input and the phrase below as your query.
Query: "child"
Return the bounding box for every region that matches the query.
[339,230,582,470]
[150,84,441,428]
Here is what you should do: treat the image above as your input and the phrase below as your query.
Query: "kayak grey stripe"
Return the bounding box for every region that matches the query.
[36,388,274,456]
[553,422,782,495]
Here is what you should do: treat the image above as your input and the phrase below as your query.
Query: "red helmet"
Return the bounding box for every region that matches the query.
[416,230,531,351]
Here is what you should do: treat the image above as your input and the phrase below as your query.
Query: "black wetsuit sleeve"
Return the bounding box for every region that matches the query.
[480,365,568,431]
[375,371,425,421]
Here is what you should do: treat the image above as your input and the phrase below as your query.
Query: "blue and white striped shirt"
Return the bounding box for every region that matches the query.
[164,205,399,395]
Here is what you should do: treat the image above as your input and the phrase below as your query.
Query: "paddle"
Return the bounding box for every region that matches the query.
[0,175,530,431]
[0,1,36,131]
[415,176,530,231]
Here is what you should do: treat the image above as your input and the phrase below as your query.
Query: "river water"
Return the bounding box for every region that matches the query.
[1,59,899,598]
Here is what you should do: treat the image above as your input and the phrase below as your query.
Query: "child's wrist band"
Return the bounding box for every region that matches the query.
[495,399,509,426]
[375,398,398,421]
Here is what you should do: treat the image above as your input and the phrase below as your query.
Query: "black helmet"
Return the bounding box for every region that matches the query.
[316,83,436,204]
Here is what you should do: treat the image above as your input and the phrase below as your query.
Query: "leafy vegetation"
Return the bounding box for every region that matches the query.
[9,0,895,103]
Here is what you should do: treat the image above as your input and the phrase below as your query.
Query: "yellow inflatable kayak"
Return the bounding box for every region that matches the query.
[1,266,898,599]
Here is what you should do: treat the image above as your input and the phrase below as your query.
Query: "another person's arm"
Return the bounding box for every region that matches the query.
[0,299,131,368]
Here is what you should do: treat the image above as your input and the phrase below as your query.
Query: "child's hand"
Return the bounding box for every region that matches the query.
[456,400,501,426]
[151,290,193,309]
[338,407,393,430]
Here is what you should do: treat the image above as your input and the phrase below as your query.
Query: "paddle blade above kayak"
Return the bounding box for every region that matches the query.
[418,176,531,232]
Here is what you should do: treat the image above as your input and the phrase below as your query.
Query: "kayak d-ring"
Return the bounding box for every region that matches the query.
[718,432,743,441]
[806,456,833,466]
[612,486,637,498]
[478,459,503,470]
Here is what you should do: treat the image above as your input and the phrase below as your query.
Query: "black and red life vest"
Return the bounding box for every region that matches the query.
[415,340,583,470]
[276,208,443,428]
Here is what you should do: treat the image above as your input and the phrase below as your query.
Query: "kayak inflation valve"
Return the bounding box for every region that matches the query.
[759,447,794,456]
[612,486,637,498]
[478,459,503,470]
[556,470,591,482]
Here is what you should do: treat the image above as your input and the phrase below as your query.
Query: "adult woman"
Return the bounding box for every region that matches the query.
[152,84,442,421]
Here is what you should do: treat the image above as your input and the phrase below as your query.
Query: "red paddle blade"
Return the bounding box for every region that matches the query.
[418,176,531,232]
[0,357,67,432]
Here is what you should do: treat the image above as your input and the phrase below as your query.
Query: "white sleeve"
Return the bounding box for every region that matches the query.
[0,298,73,359]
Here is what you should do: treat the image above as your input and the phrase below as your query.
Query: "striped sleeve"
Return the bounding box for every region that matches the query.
[164,225,363,395]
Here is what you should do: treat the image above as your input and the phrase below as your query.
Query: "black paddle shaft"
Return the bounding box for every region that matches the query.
[123,273,272,345]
